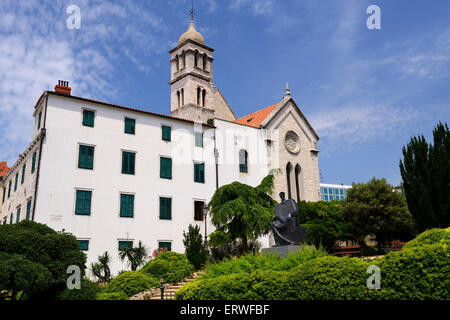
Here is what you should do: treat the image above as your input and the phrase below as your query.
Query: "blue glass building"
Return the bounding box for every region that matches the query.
[320,183,351,201]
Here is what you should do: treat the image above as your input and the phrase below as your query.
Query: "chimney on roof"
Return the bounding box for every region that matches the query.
[55,80,71,95]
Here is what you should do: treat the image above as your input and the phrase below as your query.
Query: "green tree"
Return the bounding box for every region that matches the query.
[0,221,86,299]
[90,251,112,283]
[183,224,207,270]
[208,172,277,253]
[118,241,148,271]
[400,122,450,232]
[297,200,352,252]
[342,178,415,249]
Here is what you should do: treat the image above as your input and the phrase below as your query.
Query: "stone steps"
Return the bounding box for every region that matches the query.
[149,270,205,300]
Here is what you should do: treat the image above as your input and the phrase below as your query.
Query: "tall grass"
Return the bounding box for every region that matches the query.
[203,245,327,278]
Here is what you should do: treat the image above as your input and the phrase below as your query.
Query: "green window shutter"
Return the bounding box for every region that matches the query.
[118,240,133,250]
[10,213,13,224]
[120,194,134,218]
[31,152,36,173]
[78,240,89,251]
[194,163,205,183]
[162,126,171,141]
[16,208,21,223]
[159,197,172,220]
[8,181,11,198]
[37,112,42,130]
[78,145,94,169]
[75,190,92,215]
[21,165,26,184]
[125,118,135,134]
[14,173,18,191]
[195,132,203,147]
[158,242,172,251]
[160,157,172,179]
[122,152,135,174]
[26,200,32,220]
[82,110,95,127]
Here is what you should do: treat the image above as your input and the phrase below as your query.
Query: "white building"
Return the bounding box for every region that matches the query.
[0,19,320,274]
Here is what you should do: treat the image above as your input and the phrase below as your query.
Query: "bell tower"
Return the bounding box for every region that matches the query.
[169,9,215,122]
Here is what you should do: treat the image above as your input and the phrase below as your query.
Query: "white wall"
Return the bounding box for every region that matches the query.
[35,94,216,275]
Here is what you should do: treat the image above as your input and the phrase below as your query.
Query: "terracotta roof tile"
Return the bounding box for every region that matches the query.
[0,161,10,177]
[233,103,278,128]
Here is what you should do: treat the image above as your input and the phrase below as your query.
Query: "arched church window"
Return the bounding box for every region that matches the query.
[295,164,301,202]
[239,150,248,173]
[177,91,180,108]
[181,51,186,68]
[175,54,179,71]
[197,87,201,106]
[203,53,207,70]
[181,88,184,107]
[202,89,206,107]
[286,162,293,199]
[194,50,199,67]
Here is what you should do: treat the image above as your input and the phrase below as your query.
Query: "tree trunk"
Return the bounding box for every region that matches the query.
[242,235,248,253]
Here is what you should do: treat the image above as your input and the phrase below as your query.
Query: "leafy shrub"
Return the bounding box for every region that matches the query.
[246,270,289,300]
[203,245,327,278]
[97,292,129,300]
[140,251,194,283]
[175,274,251,300]
[403,228,450,249]
[183,224,208,270]
[376,243,450,299]
[105,271,159,297]
[284,256,371,300]
[57,278,102,300]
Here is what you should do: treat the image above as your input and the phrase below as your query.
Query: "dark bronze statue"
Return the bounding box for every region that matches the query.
[272,192,307,246]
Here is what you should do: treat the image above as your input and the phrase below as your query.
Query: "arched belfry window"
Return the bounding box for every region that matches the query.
[295,164,301,202]
[181,88,184,107]
[181,51,186,68]
[239,150,248,173]
[194,50,199,67]
[202,89,206,107]
[197,87,201,106]
[175,54,179,71]
[177,91,180,108]
[203,53,207,70]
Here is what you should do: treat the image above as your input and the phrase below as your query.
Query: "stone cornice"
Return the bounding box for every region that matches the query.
[169,39,215,54]
[168,71,211,85]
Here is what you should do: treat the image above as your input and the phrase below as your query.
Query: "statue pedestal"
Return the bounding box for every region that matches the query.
[262,245,301,258]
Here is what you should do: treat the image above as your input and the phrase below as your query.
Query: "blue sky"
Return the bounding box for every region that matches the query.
[0,0,449,186]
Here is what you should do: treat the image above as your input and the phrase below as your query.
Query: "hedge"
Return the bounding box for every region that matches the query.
[376,243,450,299]
[105,271,159,297]
[140,251,194,283]
[403,227,450,249]
[97,292,129,300]
[56,278,102,300]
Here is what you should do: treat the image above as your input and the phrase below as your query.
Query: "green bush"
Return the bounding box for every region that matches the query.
[56,278,102,300]
[140,251,194,283]
[376,243,450,299]
[285,256,371,300]
[403,228,450,249]
[246,270,289,300]
[183,224,207,270]
[203,245,327,278]
[97,292,129,300]
[175,274,251,300]
[105,271,159,297]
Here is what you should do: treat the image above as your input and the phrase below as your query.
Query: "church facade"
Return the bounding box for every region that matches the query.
[0,19,320,274]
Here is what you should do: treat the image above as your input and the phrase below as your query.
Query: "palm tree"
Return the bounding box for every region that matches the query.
[118,241,148,271]
[90,251,112,283]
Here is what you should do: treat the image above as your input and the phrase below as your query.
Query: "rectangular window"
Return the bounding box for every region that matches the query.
[14,173,18,192]
[124,117,135,134]
[37,112,42,130]
[118,240,133,250]
[26,200,32,220]
[31,152,37,173]
[122,151,136,175]
[158,242,172,251]
[16,207,20,223]
[75,190,92,215]
[82,109,95,127]
[78,240,89,251]
[162,126,171,141]
[21,164,26,184]
[195,132,203,147]
[194,201,204,221]
[8,181,11,198]
[194,163,205,183]
[160,157,172,179]
[120,194,135,218]
[159,197,172,220]
[78,145,95,170]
